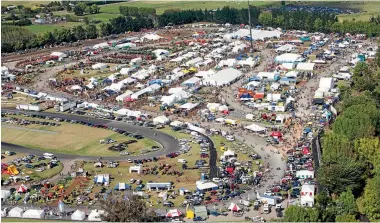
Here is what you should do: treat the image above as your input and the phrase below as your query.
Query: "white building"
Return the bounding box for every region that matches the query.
[275,53,303,63]
[202,68,243,86]
[318,77,334,92]
[296,170,314,179]
[129,165,142,174]
[300,184,315,207]
[92,63,109,70]
[22,209,45,219]
[88,210,105,222]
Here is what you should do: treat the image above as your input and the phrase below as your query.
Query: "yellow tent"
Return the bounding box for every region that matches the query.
[220,146,227,152]
[186,210,194,219]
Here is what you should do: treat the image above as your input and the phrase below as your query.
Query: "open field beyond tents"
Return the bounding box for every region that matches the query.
[1,116,160,157]
[5,1,379,34]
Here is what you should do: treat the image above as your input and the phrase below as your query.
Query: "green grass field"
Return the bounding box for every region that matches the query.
[4,1,380,34]
[25,22,82,34]
[1,116,160,157]
[99,1,278,15]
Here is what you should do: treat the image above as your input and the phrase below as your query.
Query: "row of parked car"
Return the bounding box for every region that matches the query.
[1,116,61,127]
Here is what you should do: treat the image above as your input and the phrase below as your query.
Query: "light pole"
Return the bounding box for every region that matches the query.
[247,0,254,51]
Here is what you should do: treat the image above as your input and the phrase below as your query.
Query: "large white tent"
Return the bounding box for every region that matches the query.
[8,207,24,218]
[202,68,243,86]
[22,209,45,219]
[88,210,105,221]
[227,29,282,40]
[141,33,162,41]
[285,71,300,78]
[245,124,266,132]
[275,53,303,63]
[92,63,108,70]
[115,90,134,102]
[51,51,67,58]
[1,190,11,200]
[153,116,170,125]
[319,77,334,92]
[296,62,315,71]
[71,210,86,221]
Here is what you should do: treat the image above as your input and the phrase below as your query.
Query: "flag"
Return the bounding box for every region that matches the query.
[58,200,65,213]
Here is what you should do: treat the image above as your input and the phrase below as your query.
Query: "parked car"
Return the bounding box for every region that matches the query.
[163,201,174,207]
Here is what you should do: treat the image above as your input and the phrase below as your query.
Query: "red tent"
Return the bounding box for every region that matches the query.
[17,184,27,193]
[271,131,283,138]
[166,209,182,218]
[226,167,234,174]
[302,147,310,155]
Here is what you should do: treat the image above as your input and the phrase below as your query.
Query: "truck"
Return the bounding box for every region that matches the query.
[263,204,271,214]
[16,104,41,112]
[55,101,76,112]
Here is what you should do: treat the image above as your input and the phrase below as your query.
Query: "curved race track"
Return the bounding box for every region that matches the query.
[1,109,179,161]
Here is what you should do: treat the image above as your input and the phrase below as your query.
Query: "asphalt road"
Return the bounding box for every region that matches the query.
[1,109,179,161]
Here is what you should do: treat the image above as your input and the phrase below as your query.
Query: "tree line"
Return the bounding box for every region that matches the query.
[119,6,156,17]
[284,48,380,222]
[2,6,380,53]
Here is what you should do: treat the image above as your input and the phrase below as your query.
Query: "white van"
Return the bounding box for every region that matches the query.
[177,159,187,163]
[263,204,270,214]
[43,153,55,159]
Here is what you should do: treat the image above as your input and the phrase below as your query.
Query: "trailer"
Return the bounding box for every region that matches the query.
[16,104,41,112]
[55,101,76,112]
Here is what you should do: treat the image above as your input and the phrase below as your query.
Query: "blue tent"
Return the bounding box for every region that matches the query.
[303,127,312,133]
[148,79,162,86]
[102,78,112,84]
[247,76,260,82]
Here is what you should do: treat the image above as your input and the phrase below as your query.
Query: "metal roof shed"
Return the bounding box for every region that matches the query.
[194,206,208,219]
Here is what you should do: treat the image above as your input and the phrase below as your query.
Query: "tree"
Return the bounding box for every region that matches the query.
[354,137,380,172]
[73,5,84,16]
[352,62,375,91]
[90,4,100,14]
[83,17,89,25]
[333,113,375,141]
[336,189,358,216]
[100,193,156,222]
[284,205,319,222]
[73,25,86,40]
[85,25,98,39]
[318,157,365,195]
[335,214,357,222]
[357,175,380,221]
[322,133,355,163]
[315,191,337,222]
[258,12,272,26]
[314,18,324,32]
[66,4,72,12]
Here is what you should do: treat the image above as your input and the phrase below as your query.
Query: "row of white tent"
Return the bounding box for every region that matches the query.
[4,207,104,221]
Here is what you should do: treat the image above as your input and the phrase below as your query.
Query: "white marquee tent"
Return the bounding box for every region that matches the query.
[275,53,303,63]
[88,210,105,222]
[8,207,24,218]
[153,116,170,125]
[1,190,11,200]
[296,62,315,71]
[71,210,86,221]
[202,68,243,86]
[245,123,267,132]
[22,209,45,219]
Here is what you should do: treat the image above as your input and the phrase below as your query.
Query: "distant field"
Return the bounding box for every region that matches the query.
[3,1,380,34]
[297,1,380,21]
[2,1,46,8]
[99,1,279,15]
[25,22,82,34]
